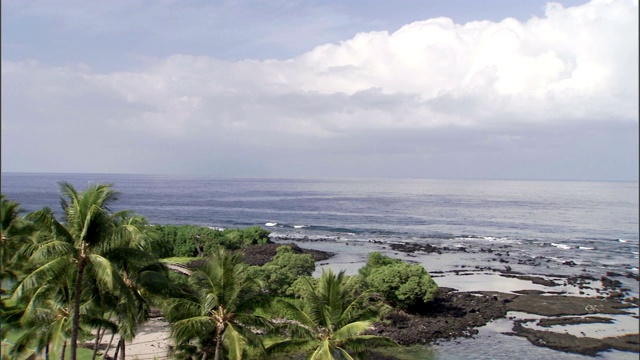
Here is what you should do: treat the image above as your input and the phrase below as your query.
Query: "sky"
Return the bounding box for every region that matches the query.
[1,0,638,181]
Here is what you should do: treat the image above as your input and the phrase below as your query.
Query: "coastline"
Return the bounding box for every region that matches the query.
[94,238,639,359]
[272,237,640,358]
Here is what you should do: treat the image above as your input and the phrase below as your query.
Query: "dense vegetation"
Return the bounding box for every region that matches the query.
[153,224,271,258]
[359,252,439,311]
[1,184,438,360]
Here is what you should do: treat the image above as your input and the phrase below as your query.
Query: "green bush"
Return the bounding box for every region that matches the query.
[360,252,438,310]
[256,246,315,295]
[154,224,272,257]
[155,224,202,257]
[218,226,270,249]
[358,251,403,278]
[240,226,271,245]
[286,275,317,298]
[203,229,236,251]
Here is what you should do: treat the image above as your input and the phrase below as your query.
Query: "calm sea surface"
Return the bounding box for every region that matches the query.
[1,172,639,359]
[2,173,637,272]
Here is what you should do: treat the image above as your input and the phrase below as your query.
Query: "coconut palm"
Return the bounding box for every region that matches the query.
[165,247,271,360]
[12,182,138,360]
[0,195,35,293]
[267,269,397,360]
[112,211,167,257]
[1,195,36,347]
[98,212,177,359]
[10,266,78,360]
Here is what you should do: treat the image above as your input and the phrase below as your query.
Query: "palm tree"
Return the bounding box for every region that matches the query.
[98,211,177,360]
[9,266,77,360]
[0,195,35,295]
[1,195,36,349]
[266,269,397,360]
[165,247,271,360]
[12,182,137,360]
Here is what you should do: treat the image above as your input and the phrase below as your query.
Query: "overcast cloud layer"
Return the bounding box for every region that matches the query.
[2,0,638,180]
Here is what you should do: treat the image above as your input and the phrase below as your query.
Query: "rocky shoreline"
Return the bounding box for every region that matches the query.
[251,239,640,358]
[99,240,638,359]
[365,288,638,357]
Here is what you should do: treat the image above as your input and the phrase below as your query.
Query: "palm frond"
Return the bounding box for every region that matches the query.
[1,194,23,229]
[234,312,273,331]
[82,314,118,333]
[103,246,157,267]
[49,316,72,351]
[333,321,371,341]
[30,240,77,263]
[339,335,398,354]
[87,253,117,290]
[222,323,247,360]
[310,340,334,360]
[135,268,174,296]
[274,298,318,330]
[25,207,73,243]
[301,275,326,326]
[336,347,356,360]
[22,284,58,319]
[336,291,374,329]
[164,297,202,322]
[9,326,40,357]
[12,257,72,300]
[265,338,315,355]
[171,316,215,344]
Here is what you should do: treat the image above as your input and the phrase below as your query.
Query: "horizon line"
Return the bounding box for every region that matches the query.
[1,171,638,183]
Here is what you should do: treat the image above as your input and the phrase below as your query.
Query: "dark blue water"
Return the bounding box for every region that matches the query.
[1,173,638,274]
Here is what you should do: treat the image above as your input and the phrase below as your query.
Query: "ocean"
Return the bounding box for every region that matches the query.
[2,172,639,359]
[2,173,637,275]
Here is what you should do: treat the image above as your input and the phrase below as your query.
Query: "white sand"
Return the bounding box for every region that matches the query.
[97,317,171,360]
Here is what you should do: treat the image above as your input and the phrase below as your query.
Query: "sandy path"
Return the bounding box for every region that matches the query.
[97,317,171,360]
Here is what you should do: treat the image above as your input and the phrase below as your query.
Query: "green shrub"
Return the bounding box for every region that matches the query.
[154,224,271,257]
[217,229,244,250]
[257,246,315,295]
[241,226,271,245]
[359,251,403,278]
[286,275,316,298]
[155,224,201,257]
[360,252,438,310]
[218,226,270,249]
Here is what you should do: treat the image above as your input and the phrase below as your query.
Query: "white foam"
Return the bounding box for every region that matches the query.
[454,236,513,243]
[551,243,571,250]
[265,222,278,227]
[293,225,308,229]
[618,239,628,243]
[578,246,594,250]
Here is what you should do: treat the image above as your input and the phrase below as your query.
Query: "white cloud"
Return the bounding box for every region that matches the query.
[6,0,638,134]
[1,0,637,179]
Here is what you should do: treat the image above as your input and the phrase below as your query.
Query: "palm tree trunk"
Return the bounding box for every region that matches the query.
[121,340,125,360]
[60,341,67,360]
[103,331,116,359]
[213,326,223,360]
[194,235,204,257]
[45,344,50,360]
[70,256,87,360]
[92,324,103,360]
[201,352,209,360]
[113,338,122,360]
